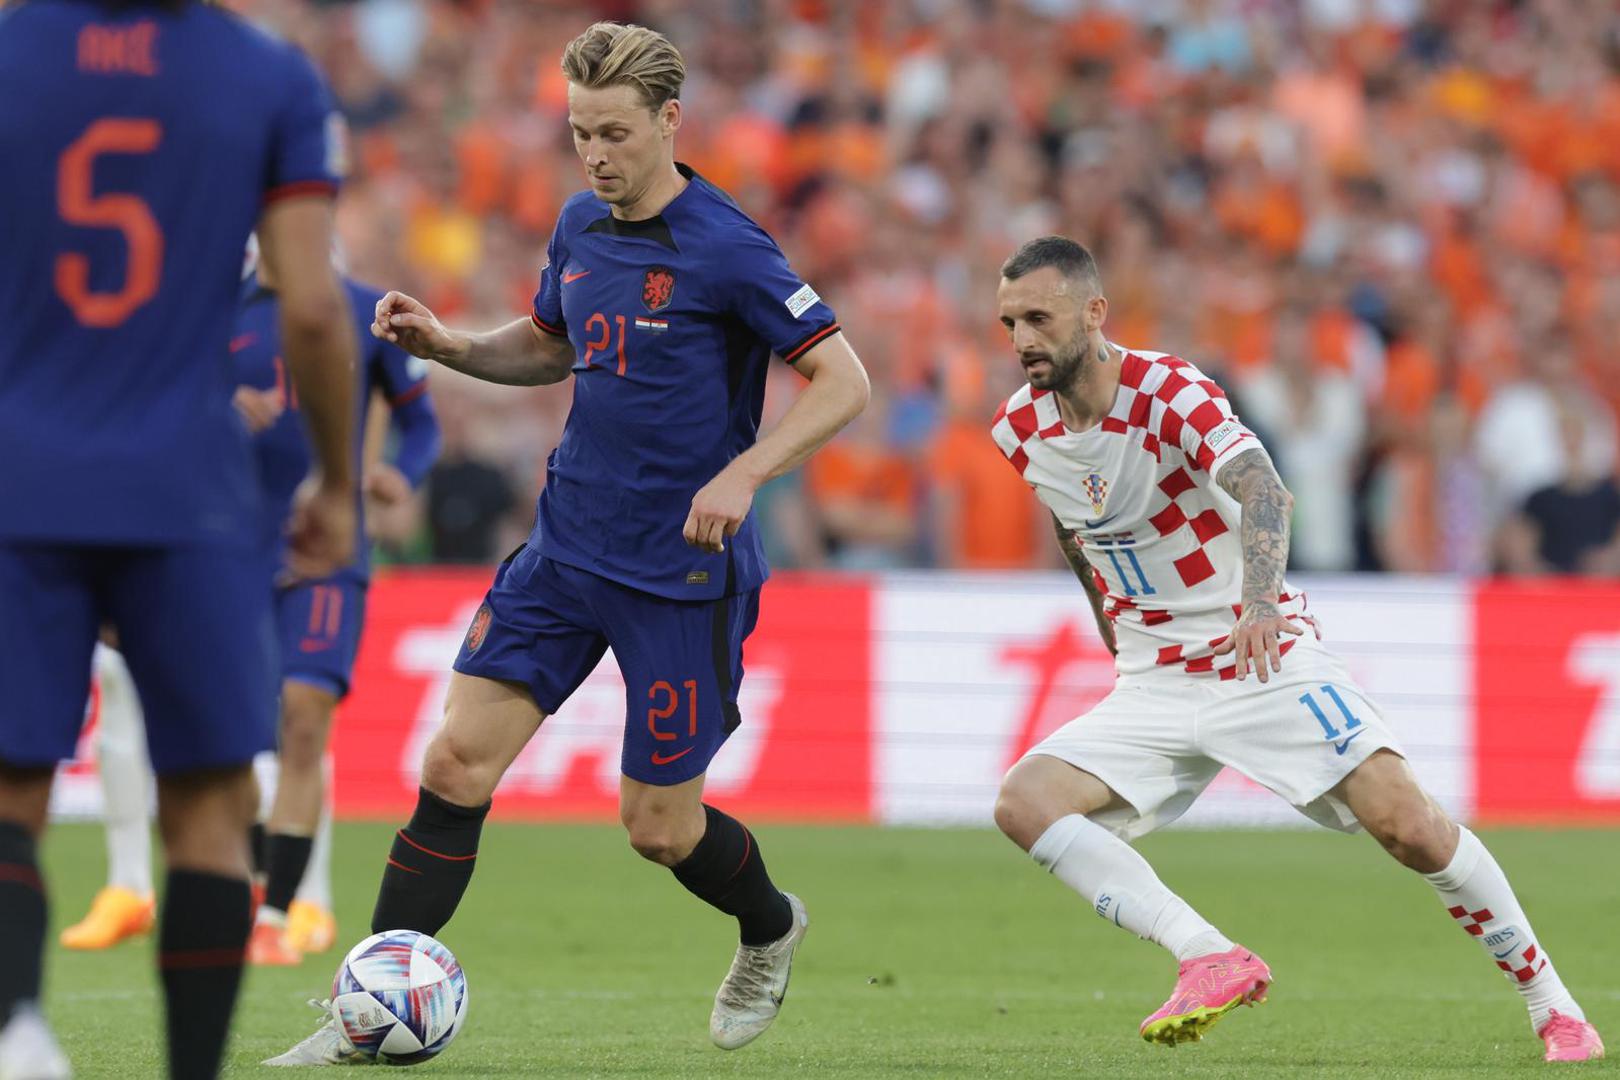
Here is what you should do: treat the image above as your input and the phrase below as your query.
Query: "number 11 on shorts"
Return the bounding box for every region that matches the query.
[1299,684,1362,741]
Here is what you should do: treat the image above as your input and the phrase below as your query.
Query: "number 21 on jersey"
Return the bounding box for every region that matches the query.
[582,312,628,375]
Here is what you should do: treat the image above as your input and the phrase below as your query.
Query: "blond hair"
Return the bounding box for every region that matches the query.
[561,22,685,111]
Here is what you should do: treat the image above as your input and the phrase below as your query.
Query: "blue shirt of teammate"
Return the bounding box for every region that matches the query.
[529,164,839,600]
[233,277,441,581]
[0,0,343,547]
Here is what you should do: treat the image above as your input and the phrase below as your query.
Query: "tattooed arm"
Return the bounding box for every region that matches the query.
[1052,513,1118,657]
[1210,447,1302,682]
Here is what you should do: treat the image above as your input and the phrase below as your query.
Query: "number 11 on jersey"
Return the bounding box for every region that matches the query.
[1099,543,1155,597]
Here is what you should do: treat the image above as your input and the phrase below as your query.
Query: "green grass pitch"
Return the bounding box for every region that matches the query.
[38,822,1618,1077]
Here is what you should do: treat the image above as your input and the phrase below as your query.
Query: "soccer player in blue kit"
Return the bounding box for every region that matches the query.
[231,254,441,966]
[0,2,358,1078]
[268,21,870,1065]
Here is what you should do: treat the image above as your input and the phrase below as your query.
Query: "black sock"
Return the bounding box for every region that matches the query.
[159,870,251,1080]
[371,787,489,936]
[0,822,45,1023]
[248,822,266,879]
[671,805,793,946]
[262,833,313,915]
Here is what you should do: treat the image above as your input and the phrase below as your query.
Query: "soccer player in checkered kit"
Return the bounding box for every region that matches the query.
[268,21,870,1065]
[988,237,1603,1062]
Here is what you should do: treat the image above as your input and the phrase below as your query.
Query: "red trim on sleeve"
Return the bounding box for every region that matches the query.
[530,311,568,337]
[387,382,428,408]
[263,179,338,206]
[782,322,840,364]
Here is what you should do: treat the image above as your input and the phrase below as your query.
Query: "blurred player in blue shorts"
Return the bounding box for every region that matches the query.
[56,245,444,968]
[0,2,358,1077]
[232,250,441,966]
[268,20,869,1066]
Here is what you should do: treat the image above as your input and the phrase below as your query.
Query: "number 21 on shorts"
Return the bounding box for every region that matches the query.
[1299,684,1363,754]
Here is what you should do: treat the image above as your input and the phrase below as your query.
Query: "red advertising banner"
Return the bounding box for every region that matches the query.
[1474,580,1620,824]
[51,572,1619,827]
[330,570,874,822]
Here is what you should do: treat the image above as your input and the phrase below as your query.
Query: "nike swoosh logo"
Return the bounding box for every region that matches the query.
[650,747,693,766]
[1084,513,1119,529]
[1333,729,1367,756]
[562,269,591,284]
[1492,947,1515,959]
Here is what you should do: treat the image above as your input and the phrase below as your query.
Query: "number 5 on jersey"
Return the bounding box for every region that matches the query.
[55,118,165,328]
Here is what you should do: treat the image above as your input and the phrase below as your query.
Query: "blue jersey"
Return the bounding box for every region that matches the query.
[529,165,839,600]
[233,277,439,581]
[0,0,343,546]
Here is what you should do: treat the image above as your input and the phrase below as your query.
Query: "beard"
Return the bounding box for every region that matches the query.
[1023,331,1090,393]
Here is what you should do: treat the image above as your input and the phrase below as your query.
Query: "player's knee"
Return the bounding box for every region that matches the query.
[419,733,497,808]
[993,777,1052,851]
[1366,801,1454,872]
[278,698,333,771]
[623,820,686,866]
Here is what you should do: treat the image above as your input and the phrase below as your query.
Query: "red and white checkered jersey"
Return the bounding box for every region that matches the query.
[991,346,1311,678]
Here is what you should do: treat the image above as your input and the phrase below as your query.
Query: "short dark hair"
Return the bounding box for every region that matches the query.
[1000,235,1103,294]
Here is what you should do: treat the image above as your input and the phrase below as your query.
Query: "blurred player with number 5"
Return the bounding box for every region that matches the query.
[0,0,356,1077]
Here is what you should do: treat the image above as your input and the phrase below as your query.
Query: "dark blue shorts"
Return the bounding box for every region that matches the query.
[275,575,367,699]
[453,546,759,786]
[0,543,277,774]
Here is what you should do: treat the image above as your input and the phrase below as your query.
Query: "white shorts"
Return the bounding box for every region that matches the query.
[1022,634,1402,841]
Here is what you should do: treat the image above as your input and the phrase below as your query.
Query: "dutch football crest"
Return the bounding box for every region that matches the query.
[641,266,675,313]
[1083,472,1109,517]
[464,603,492,654]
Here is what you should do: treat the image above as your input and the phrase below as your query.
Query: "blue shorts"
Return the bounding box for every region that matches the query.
[0,543,277,774]
[453,546,759,786]
[275,575,367,699]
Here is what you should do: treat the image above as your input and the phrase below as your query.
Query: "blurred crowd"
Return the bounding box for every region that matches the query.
[234,0,1620,577]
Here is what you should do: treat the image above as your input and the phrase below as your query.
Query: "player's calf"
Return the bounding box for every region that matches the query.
[634,788,801,1051]
[1339,751,1457,873]
[1339,752,1599,1050]
[370,786,490,938]
[0,816,46,1033]
[155,767,258,1080]
[258,684,339,957]
[371,674,537,938]
[671,809,794,945]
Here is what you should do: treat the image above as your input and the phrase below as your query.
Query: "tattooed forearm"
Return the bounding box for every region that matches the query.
[1215,448,1293,613]
[1052,513,1117,656]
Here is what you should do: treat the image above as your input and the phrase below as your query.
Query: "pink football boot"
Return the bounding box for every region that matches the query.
[1139,945,1272,1045]
[1538,1010,1604,1062]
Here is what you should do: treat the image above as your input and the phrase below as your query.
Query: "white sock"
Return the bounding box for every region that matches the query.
[252,750,280,820]
[92,645,153,896]
[295,759,334,910]
[1030,814,1234,962]
[1424,827,1582,1032]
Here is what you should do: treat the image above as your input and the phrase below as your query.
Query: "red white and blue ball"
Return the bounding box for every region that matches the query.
[331,929,468,1065]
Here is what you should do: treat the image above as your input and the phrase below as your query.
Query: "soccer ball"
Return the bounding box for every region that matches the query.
[331,929,468,1065]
